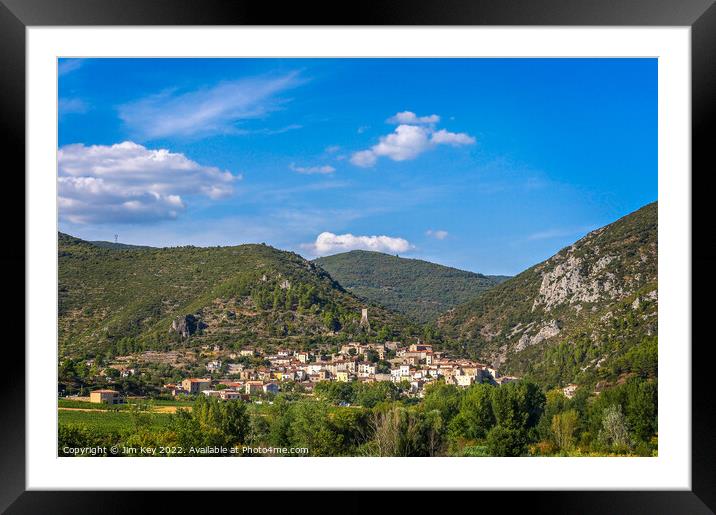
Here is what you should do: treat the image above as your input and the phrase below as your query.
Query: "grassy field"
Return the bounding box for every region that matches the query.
[59,398,193,411]
[58,408,173,432]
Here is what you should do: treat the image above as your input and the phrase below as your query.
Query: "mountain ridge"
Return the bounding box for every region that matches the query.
[438,201,657,387]
[58,233,414,359]
[314,250,508,323]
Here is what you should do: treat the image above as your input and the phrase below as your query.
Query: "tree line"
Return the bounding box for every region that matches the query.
[59,376,656,457]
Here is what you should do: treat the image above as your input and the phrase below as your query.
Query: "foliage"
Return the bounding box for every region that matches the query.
[315,250,508,323]
[58,233,414,359]
[550,409,579,452]
[171,396,249,453]
[491,381,545,433]
[486,425,528,457]
[421,382,462,423]
[449,383,495,439]
[598,404,632,451]
[57,376,657,457]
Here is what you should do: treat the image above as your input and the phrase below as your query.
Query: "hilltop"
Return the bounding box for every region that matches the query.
[58,233,414,359]
[314,250,508,323]
[88,239,155,251]
[438,202,658,388]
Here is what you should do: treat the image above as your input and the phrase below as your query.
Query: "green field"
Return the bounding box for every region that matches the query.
[58,409,173,432]
[58,398,193,411]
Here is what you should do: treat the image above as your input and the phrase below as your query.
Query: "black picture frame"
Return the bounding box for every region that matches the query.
[3,0,714,512]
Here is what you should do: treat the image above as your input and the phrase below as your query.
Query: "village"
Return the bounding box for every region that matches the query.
[152,340,521,403]
[72,308,523,405]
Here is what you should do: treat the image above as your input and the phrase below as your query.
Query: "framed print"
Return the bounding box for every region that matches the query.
[3,0,715,511]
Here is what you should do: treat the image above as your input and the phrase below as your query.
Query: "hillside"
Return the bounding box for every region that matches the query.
[58,233,413,359]
[438,202,658,388]
[88,239,155,250]
[314,251,508,322]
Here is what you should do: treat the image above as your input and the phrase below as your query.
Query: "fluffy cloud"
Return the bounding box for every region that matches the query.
[372,124,433,161]
[430,129,476,146]
[387,111,440,125]
[309,232,413,255]
[426,229,449,240]
[58,141,239,224]
[289,163,336,175]
[118,72,302,140]
[350,112,475,168]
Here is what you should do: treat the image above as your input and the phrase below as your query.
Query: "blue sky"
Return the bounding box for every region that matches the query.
[58,58,657,275]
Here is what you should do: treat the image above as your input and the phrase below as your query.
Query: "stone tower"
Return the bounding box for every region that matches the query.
[360,308,370,331]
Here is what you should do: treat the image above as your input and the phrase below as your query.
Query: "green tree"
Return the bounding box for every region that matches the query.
[551,409,579,452]
[624,378,657,443]
[450,383,495,439]
[422,382,462,423]
[171,396,249,453]
[354,381,400,408]
[491,380,545,433]
[537,389,571,441]
[289,401,344,456]
[322,311,340,332]
[266,396,293,447]
[486,425,527,457]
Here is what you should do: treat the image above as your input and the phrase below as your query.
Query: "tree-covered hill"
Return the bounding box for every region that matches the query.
[88,239,155,250]
[314,250,508,323]
[58,233,414,359]
[438,202,658,388]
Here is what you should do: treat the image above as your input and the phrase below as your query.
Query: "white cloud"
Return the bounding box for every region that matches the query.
[58,141,239,224]
[426,229,449,240]
[350,114,475,168]
[430,129,476,146]
[350,150,378,167]
[118,72,302,140]
[387,111,440,125]
[308,232,413,255]
[247,124,303,136]
[289,163,336,175]
[351,125,431,167]
[372,124,432,161]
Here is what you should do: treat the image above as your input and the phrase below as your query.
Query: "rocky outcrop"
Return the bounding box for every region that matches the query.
[515,320,561,352]
[532,253,621,312]
[170,314,205,338]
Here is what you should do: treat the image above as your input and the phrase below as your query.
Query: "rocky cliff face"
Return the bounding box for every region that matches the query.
[438,202,657,385]
[532,253,622,311]
[170,314,205,338]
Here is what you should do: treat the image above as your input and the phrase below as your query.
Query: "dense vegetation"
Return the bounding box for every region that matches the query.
[438,202,657,388]
[59,233,417,360]
[58,377,657,457]
[314,250,508,323]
